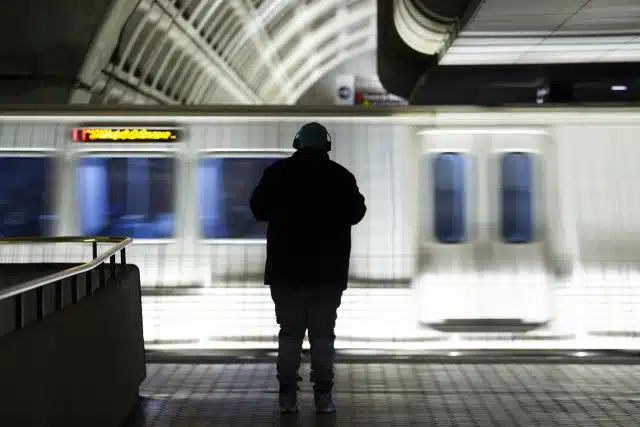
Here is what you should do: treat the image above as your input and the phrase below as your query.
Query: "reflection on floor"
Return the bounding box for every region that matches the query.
[140,286,640,349]
[126,362,640,426]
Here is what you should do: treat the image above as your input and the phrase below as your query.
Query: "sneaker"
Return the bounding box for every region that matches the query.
[314,391,336,414]
[279,391,298,413]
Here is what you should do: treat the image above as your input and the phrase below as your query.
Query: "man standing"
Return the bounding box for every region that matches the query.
[250,122,366,414]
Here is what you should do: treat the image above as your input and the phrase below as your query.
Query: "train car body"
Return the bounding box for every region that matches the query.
[0,106,639,351]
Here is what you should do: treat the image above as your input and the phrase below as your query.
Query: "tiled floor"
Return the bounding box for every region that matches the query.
[125,362,640,426]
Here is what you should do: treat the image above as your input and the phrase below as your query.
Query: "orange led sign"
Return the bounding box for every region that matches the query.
[72,127,180,142]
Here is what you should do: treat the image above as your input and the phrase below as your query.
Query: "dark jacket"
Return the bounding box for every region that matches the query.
[250,150,366,290]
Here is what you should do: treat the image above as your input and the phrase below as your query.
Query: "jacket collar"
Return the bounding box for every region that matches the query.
[292,150,329,160]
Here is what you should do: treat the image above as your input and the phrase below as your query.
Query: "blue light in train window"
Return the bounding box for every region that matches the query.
[0,157,55,237]
[198,157,280,239]
[76,157,176,238]
[500,152,534,243]
[433,153,466,243]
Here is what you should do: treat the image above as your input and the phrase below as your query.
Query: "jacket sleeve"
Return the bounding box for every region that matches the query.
[347,173,367,225]
[250,167,272,222]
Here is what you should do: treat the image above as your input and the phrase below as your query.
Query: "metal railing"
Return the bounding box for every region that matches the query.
[0,236,132,331]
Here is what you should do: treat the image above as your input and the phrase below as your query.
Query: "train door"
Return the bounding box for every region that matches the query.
[414,128,553,328]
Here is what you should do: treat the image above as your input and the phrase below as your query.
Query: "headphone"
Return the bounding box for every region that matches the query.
[292,123,332,152]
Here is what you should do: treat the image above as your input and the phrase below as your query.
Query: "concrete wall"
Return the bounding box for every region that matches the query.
[0,0,128,103]
[296,50,381,105]
[0,264,145,427]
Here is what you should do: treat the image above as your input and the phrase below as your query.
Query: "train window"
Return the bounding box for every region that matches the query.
[198,156,281,239]
[0,156,55,237]
[500,152,533,243]
[433,153,466,243]
[76,157,176,238]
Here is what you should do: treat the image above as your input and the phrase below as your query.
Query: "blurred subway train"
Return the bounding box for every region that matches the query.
[1,106,639,351]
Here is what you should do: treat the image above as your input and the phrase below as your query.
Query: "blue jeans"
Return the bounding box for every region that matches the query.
[270,286,343,393]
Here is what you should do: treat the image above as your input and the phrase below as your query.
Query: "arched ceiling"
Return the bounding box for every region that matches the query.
[80,0,378,104]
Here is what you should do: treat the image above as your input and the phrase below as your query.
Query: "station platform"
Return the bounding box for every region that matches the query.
[2,241,639,427]
[125,352,640,427]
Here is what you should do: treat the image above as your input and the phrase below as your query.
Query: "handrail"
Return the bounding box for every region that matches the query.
[0,236,133,302]
[0,236,129,243]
